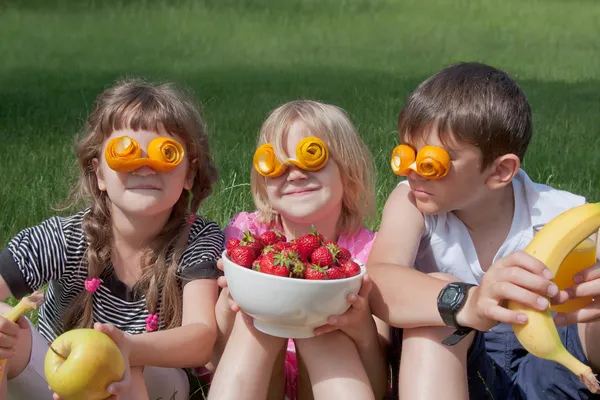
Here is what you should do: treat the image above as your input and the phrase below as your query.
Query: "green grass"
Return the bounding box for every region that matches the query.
[0,0,599,398]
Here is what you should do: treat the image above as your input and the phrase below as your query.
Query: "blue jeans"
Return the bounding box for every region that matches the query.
[468,322,600,400]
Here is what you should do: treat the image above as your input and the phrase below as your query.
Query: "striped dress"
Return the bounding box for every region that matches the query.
[0,209,224,343]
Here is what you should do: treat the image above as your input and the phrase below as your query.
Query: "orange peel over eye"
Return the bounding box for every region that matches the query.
[146,137,185,171]
[415,145,451,179]
[105,136,143,171]
[391,144,416,175]
[288,137,329,171]
[253,144,287,178]
[104,136,185,172]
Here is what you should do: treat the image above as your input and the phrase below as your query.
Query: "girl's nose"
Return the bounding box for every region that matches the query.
[132,166,157,176]
[286,166,308,181]
[407,169,424,181]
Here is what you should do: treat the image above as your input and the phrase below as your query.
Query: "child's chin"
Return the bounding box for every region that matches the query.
[414,200,443,215]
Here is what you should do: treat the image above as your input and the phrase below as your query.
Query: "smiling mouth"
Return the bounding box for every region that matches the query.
[412,187,432,196]
[129,185,161,190]
[284,188,318,196]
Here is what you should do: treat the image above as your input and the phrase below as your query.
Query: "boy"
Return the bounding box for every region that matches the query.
[367,62,600,399]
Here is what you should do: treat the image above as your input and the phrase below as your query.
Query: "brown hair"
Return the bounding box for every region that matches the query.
[250,100,376,236]
[62,77,218,331]
[398,62,532,170]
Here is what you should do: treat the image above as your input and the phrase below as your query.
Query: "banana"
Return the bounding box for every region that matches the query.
[0,290,45,387]
[508,202,600,393]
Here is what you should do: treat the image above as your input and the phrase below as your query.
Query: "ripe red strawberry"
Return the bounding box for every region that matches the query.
[241,230,264,255]
[262,251,291,277]
[326,266,347,280]
[311,246,333,267]
[305,263,327,280]
[296,233,322,261]
[226,238,240,255]
[229,245,256,268]
[258,230,280,246]
[274,241,287,252]
[337,247,351,262]
[271,263,289,277]
[261,245,276,257]
[259,253,276,275]
[340,260,361,277]
[252,255,263,271]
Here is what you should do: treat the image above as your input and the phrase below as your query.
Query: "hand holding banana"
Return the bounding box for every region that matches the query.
[506,203,600,393]
[553,260,600,327]
[460,203,600,393]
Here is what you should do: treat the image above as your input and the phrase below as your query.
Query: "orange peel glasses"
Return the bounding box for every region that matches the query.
[105,136,185,172]
[391,144,451,180]
[253,136,329,178]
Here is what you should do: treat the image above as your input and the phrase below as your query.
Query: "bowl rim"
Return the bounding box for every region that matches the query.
[221,249,366,284]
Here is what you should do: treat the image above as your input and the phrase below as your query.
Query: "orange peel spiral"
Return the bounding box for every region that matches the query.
[146,137,185,171]
[253,144,287,178]
[288,137,329,171]
[104,136,185,172]
[391,144,416,176]
[414,145,451,179]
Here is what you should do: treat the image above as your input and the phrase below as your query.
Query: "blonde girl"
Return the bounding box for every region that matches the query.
[203,100,390,400]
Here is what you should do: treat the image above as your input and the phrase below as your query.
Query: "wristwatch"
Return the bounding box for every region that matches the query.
[437,282,476,346]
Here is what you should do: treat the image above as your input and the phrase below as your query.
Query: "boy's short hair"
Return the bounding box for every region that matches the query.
[398,62,532,170]
[251,100,376,236]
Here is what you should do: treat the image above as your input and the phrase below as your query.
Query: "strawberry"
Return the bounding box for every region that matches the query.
[261,245,276,257]
[259,253,276,275]
[274,241,288,252]
[290,259,306,279]
[296,232,322,261]
[271,263,290,277]
[337,247,351,262]
[229,245,256,268]
[310,246,334,267]
[259,231,279,246]
[305,263,327,280]
[326,266,347,280]
[226,238,240,255]
[265,251,291,277]
[340,259,361,277]
[241,230,264,255]
[325,242,341,261]
[252,255,263,271]
[283,247,300,261]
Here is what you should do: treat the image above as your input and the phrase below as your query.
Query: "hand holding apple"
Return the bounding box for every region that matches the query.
[45,322,132,400]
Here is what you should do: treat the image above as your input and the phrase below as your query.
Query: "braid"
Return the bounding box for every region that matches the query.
[63,195,112,331]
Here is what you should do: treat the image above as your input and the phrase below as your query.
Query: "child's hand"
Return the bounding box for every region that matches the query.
[313,274,375,345]
[51,323,133,400]
[0,315,28,359]
[554,261,600,326]
[460,251,562,331]
[216,258,240,313]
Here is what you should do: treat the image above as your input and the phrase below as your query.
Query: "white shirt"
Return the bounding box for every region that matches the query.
[399,169,586,284]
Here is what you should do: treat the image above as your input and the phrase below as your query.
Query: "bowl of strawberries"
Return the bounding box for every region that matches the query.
[222,228,365,339]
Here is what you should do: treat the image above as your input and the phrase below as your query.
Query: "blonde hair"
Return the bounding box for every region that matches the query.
[250,100,375,236]
[62,77,218,331]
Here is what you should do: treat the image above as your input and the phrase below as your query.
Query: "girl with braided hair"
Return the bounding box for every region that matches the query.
[0,78,224,399]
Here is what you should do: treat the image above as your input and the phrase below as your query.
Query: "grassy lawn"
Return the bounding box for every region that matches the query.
[0,0,599,398]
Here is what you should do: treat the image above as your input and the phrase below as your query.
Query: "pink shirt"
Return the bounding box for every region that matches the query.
[223,211,376,265]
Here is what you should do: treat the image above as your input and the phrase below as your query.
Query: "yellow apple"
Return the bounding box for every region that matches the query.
[44,328,126,400]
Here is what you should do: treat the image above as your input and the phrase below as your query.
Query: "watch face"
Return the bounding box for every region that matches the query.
[442,286,459,304]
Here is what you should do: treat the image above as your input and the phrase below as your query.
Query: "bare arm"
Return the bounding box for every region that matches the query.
[354,316,390,399]
[128,278,218,368]
[367,184,450,329]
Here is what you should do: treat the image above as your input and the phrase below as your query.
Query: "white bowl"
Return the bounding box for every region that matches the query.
[222,250,365,338]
